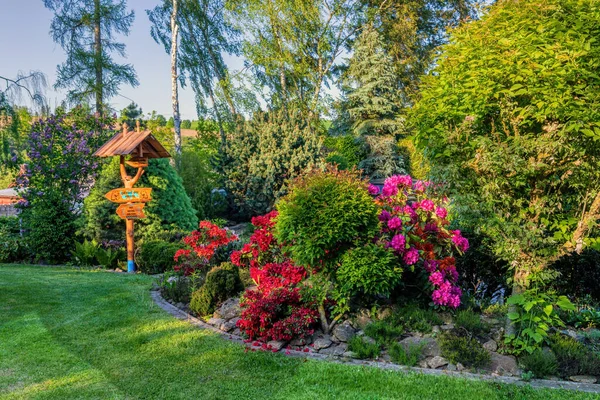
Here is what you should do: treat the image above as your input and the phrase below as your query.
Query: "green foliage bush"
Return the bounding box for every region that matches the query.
[136,240,180,274]
[389,342,423,367]
[364,320,404,346]
[439,333,490,368]
[189,262,244,316]
[454,310,488,336]
[385,305,443,334]
[70,240,100,267]
[275,167,379,268]
[221,107,322,218]
[348,336,380,359]
[325,153,349,170]
[549,334,600,377]
[0,217,27,263]
[159,271,192,304]
[323,135,365,168]
[519,349,558,378]
[338,243,401,300]
[81,158,198,243]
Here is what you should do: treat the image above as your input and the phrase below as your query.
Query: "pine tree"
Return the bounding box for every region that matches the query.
[341,25,405,179]
[119,102,143,128]
[44,0,139,115]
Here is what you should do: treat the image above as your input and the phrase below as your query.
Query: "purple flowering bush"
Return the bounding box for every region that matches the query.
[373,175,468,308]
[17,107,112,263]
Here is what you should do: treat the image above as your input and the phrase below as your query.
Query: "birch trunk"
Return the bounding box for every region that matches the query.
[171,0,182,158]
[94,0,103,116]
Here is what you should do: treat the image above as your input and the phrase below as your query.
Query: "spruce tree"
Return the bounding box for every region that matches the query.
[341,25,405,179]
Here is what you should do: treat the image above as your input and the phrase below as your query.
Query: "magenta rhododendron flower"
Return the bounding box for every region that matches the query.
[379,210,391,222]
[420,199,435,211]
[435,206,448,219]
[429,271,444,286]
[403,247,419,265]
[413,180,426,192]
[451,231,469,252]
[390,234,406,252]
[368,184,379,195]
[387,217,402,230]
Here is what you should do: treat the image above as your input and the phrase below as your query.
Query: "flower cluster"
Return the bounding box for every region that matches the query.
[375,175,467,308]
[173,221,238,276]
[234,212,318,342]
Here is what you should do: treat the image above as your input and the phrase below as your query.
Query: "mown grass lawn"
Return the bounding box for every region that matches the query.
[0,265,595,400]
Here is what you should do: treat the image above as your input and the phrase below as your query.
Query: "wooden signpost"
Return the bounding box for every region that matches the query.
[93,121,171,273]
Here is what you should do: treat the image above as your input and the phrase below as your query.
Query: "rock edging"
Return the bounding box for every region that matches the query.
[150,289,600,394]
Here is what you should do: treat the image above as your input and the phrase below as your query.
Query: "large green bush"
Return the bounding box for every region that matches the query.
[189,262,244,316]
[412,0,600,297]
[81,158,198,242]
[136,240,180,274]
[221,107,322,218]
[0,217,27,263]
[275,167,379,268]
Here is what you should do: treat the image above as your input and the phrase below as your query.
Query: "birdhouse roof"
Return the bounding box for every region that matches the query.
[93,128,170,159]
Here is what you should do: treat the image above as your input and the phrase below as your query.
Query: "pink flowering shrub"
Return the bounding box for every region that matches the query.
[374,175,468,308]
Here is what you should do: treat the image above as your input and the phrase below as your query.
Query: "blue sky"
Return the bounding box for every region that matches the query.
[0,0,242,119]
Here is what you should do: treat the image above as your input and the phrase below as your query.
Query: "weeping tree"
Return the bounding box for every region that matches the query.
[412,0,600,322]
[44,0,138,115]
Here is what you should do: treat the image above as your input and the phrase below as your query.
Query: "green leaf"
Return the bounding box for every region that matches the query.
[543,304,553,316]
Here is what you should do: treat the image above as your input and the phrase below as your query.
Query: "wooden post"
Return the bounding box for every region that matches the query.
[125,219,135,273]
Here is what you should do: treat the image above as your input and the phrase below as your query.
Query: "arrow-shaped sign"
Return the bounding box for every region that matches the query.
[105,188,152,204]
[116,203,146,220]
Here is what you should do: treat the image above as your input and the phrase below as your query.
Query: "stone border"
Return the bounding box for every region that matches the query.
[150,289,600,394]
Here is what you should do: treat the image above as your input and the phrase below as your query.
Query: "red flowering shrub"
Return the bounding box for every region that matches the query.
[233,212,318,341]
[174,221,238,276]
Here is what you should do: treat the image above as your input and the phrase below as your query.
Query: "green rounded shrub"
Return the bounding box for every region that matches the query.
[0,217,28,263]
[189,262,244,316]
[439,333,490,368]
[136,240,181,274]
[275,167,379,268]
[519,349,558,378]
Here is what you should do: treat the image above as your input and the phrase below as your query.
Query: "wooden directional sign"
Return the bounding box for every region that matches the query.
[116,203,146,220]
[105,188,152,204]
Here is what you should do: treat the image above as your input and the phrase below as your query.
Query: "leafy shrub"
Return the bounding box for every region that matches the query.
[160,272,191,303]
[323,135,365,168]
[519,349,558,378]
[505,291,575,355]
[96,247,121,269]
[137,240,180,274]
[389,342,423,366]
[237,261,318,341]
[338,243,401,300]
[0,217,27,263]
[439,333,490,368]
[275,167,379,268]
[364,320,404,346]
[566,307,600,329]
[190,263,244,317]
[174,221,238,276]
[358,135,406,180]
[70,240,100,267]
[548,249,600,303]
[385,305,443,334]
[374,175,467,308]
[325,153,349,170]
[348,336,380,359]
[549,334,600,377]
[454,310,488,336]
[231,211,283,270]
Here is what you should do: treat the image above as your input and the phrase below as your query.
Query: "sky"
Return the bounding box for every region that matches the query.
[0,0,242,120]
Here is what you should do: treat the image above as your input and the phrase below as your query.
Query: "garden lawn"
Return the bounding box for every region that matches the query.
[0,265,595,400]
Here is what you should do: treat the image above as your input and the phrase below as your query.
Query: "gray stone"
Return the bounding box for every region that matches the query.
[377,307,393,320]
[428,356,449,369]
[446,363,457,371]
[175,302,185,309]
[432,325,441,334]
[320,343,348,356]
[342,351,357,358]
[219,320,237,332]
[290,336,312,347]
[214,298,241,320]
[379,351,392,362]
[492,327,505,343]
[418,359,429,368]
[399,336,440,358]
[456,363,465,371]
[332,321,356,342]
[354,309,373,330]
[232,328,242,336]
[488,353,519,376]
[207,317,225,326]
[267,340,286,351]
[313,336,333,350]
[362,336,377,345]
[569,375,598,384]
[483,339,498,352]
[440,324,455,331]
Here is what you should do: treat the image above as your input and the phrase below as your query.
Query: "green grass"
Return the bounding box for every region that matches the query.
[0,265,595,400]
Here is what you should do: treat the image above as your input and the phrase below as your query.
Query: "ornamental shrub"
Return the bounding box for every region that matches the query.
[137,240,180,274]
[189,262,244,316]
[275,167,379,268]
[373,175,467,308]
[348,336,381,359]
[439,333,490,368]
[549,334,600,377]
[0,217,27,263]
[173,221,238,276]
[519,349,558,378]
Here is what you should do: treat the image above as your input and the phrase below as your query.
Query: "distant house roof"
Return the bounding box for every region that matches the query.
[0,188,20,205]
[93,127,170,159]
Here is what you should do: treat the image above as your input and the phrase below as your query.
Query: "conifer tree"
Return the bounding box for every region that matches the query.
[44,0,139,115]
